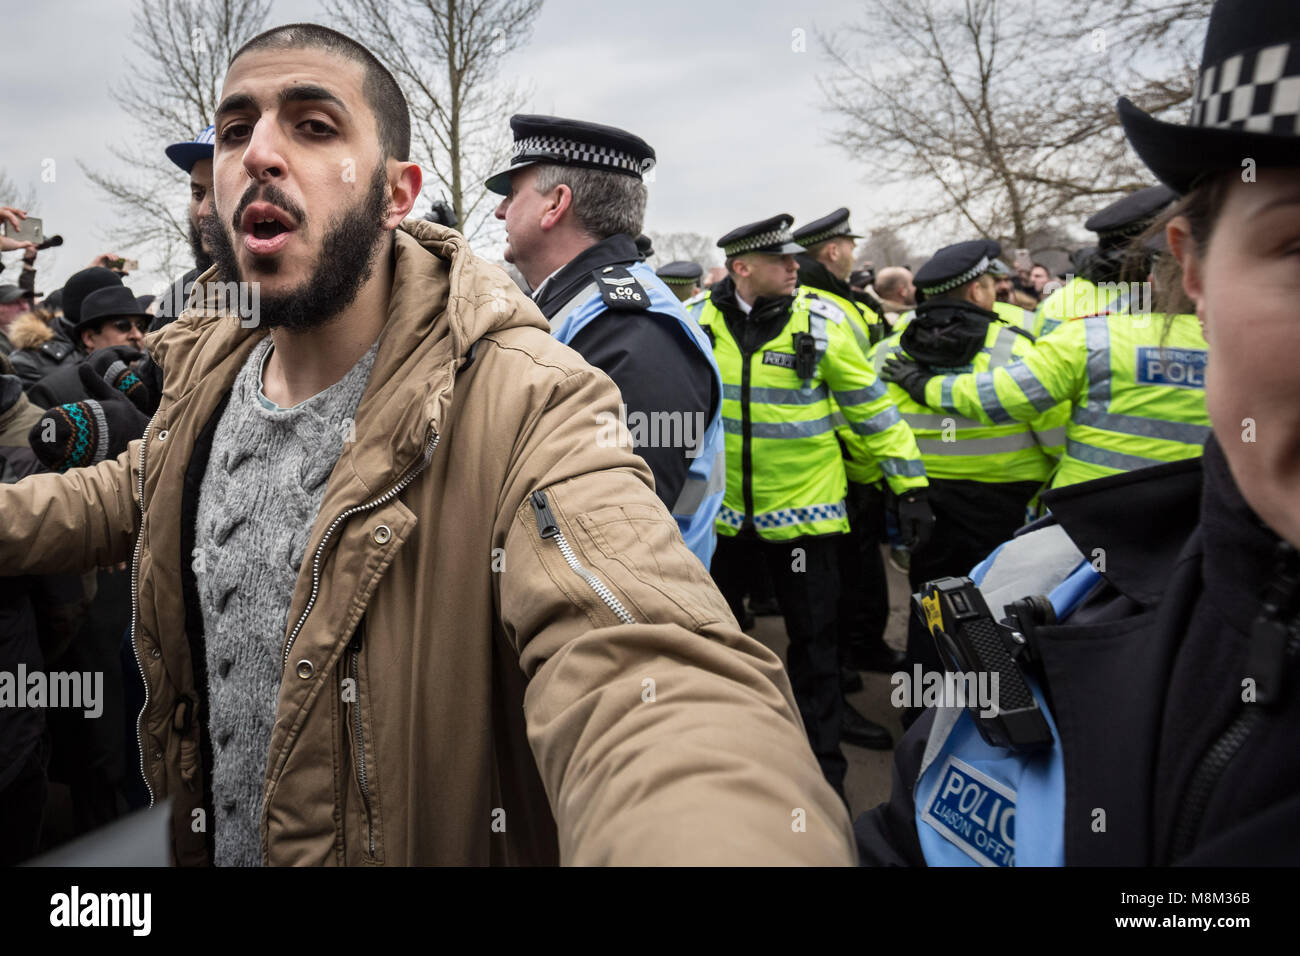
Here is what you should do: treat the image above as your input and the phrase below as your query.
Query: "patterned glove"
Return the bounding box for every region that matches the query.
[27,363,150,472]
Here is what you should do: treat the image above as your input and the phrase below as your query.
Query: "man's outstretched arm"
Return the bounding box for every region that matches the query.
[493,362,855,865]
[0,442,140,576]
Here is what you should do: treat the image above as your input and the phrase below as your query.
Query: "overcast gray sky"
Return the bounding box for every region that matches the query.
[2,0,912,298]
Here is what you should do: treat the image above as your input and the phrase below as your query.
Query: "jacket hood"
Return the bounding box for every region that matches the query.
[901,300,997,367]
[7,313,56,351]
[145,219,551,485]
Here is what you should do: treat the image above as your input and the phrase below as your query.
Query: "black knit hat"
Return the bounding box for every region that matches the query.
[1118,0,1300,193]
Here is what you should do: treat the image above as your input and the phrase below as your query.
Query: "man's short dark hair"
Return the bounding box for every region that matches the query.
[230,23,411,162]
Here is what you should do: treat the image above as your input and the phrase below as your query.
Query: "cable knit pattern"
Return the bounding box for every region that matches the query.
[195,336,378,867]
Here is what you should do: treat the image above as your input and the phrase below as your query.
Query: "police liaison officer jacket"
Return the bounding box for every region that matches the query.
[854,435,1300,865]
[0,221,855,865]
[689,279,927,541]
[531,233,723,567]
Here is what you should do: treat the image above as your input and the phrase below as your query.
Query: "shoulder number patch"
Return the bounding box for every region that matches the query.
[593,266,650,312]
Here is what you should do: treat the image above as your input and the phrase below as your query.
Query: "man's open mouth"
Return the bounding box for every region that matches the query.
[240,202,298,255]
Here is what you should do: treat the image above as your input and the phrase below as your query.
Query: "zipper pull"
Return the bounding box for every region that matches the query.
[531,490,559,539]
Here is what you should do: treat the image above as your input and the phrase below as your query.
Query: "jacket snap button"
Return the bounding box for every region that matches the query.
[150,647,161,659]
[296,659,314,679]
[157,429,169,442]
[373,524,391,544]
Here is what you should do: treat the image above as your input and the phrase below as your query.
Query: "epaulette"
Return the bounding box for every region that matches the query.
[803,291,845,324]
[590,264,651,312]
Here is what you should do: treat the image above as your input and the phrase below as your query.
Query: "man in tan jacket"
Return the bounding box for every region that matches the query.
[0,23,853,865]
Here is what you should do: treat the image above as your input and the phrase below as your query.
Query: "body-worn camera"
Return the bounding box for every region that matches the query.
[912,576,1054,751]
[792,331,818,380]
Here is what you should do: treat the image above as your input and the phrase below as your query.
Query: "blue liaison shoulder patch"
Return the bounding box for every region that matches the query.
[920,755,1017,867]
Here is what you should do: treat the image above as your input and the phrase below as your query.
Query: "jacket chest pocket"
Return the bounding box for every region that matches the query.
[340,616,385,864]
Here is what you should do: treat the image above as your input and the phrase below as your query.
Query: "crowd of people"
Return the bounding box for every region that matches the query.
[0,0,1296,867]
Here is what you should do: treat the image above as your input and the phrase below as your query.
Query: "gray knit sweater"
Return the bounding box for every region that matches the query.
[195,336,377,867]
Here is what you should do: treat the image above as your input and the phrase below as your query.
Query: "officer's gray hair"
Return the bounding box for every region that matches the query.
[531,164,647,240]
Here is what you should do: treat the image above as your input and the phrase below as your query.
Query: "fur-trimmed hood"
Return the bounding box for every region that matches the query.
[6,313,56,352]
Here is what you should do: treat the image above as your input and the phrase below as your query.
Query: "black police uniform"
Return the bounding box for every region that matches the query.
[486,116,716,512]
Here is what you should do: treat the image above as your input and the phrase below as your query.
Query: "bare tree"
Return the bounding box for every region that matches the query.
[323,0,544,241]
[645,231,721,270]
[821,0,1211,249]
[855,226,914,270]
[80,0,270,279]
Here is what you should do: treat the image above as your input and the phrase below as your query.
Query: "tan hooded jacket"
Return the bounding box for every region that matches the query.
[0,220,854,865]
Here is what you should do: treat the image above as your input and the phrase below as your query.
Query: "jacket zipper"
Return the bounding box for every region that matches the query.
[130,414,159,808]
[348,627,374,857]
[1167,542,1300,861]
[529,490,635,625]
[281,429,440,670]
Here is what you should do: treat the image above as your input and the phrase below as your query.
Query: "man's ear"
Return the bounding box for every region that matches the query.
[80,328,96,351]
[385,160,422,230]
[538,184,572,233]
[1167,215,1204,315]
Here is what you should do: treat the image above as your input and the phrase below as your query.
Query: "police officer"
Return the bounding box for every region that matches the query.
[488,115,724,566]
[868,239,1067,725]
[857,0,1300,866]
[792,208,888,352]
[1031,185,1175,337]
[793,209,904,678]
[656,260,704,302]
[689,213,934,792]
[884,228,1211,489]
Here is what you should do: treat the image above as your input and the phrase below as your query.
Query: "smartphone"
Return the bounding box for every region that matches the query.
[110,257,140,272]
[2,216,43,245]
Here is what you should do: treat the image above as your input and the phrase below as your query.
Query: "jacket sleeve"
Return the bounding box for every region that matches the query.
[0,443,140,576]
[853,708,934,866]
[922,320,1087,427]
[820,315,928,496]
[493,362,855,865]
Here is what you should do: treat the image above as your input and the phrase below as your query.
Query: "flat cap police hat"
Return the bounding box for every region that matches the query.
[1084,185,1177,242]
[656,260,704,285]
[791,207,862,247]
[914,238,1003,295]
[485,114,656,195]
[718,214,804,258]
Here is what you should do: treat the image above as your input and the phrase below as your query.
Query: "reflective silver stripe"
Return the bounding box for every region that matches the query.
[753,500,847,531]
[1040,317,1063,336]
[872,343,898,374]
[881,458,927,478]
[749,417,835,439]
[1035,426,1066,447]
[833,381,889,405]
[723,383,830,405]
[1066,438,1168,472]
[1004,361,1059,413]
[1072,406,1211,445]
[724,415,836,439]
[939,377,960,414]
[903,412,960,430]
[915,432,1038,456]
[717,505,746,528]
[975,372,1015,424]
[672,449,727,515]
[846,405,903,435]
[987,327,1018,368]
[846,315,871,353]
[1084,316,1111,407]
[550,282,597,328]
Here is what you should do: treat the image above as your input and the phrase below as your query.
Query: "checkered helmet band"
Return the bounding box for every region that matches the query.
[918,256,991,295]
[1191,41,1300,135]
[723,225,796,257]
[513,134,654,177]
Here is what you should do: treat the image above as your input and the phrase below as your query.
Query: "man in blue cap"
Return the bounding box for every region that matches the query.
[488,114,725,568]
[154,125,217,330]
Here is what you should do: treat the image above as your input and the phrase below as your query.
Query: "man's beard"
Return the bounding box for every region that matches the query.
[189,218,214,273]
[203,165,390,332]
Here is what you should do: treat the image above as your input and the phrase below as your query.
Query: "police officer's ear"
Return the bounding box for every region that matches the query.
[538,183,575,232]
[1166,215,1205,318]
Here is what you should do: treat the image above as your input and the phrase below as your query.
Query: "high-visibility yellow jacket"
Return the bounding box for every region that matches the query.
[992,300,1034,333]
[921,312,1211,487]
[1031,276,1123,338]
[691,288,926,540]
[867,319,1067,483]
